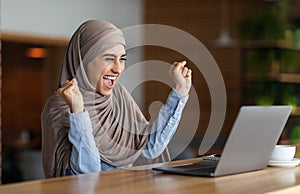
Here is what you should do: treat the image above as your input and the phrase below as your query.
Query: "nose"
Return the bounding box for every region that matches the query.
[112,58,123,74]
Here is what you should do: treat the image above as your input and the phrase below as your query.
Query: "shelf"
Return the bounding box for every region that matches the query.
[241,41,300,118]
[241,40,300,51]
[278,73,300,84]
[245,73,300,84]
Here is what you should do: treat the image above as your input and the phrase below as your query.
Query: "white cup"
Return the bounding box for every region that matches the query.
[270,145,296,161]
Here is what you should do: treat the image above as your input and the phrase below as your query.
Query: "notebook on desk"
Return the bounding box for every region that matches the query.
[152,106,292,177]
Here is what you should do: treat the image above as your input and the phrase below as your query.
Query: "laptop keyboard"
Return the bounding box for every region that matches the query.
[172,160,217,170]
[152,159,218,176]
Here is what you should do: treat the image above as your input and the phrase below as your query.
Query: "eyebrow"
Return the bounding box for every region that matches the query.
[102,53,127,57]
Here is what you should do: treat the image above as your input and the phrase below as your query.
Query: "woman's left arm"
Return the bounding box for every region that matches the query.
[142,61,192,159]
[142,89,188,159]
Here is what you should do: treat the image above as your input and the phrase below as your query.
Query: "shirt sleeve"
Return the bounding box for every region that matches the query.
[67,110,101,175]
[142,89,189,159]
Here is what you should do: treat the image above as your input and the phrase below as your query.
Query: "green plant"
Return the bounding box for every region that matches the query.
[238,11,287,40]
[251,80,278,105]
[290,126,300,144]
[238,0,290,40]
[280,50,300,73]
[281,84,300,112]
[247,50,276,77]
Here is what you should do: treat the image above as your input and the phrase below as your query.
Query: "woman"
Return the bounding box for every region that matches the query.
[41,20,192,178]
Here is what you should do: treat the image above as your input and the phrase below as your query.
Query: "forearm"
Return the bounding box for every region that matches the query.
[68,110,101,175]
[142,89,188,159]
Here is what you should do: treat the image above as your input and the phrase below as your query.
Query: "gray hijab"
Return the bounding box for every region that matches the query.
[41,20,170,178]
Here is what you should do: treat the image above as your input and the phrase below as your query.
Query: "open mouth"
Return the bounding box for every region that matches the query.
[103,75,117,89]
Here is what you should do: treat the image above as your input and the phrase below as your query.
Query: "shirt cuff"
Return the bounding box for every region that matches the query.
[69,109,93,135]
[166,89,189,111]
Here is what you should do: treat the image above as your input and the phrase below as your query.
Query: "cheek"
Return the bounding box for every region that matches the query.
[87,63,105,86]
[120,63,125,73]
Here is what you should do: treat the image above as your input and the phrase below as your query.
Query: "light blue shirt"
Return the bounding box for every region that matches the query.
[67,89,188,175]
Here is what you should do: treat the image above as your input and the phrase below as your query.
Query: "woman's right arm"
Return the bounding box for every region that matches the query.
[67,110,102,175]
[57,78,101,175]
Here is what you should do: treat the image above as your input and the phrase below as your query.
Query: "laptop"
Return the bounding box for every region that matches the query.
[152,106,292,177]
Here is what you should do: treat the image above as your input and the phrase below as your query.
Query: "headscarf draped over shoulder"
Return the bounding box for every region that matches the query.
[41,20,170,178]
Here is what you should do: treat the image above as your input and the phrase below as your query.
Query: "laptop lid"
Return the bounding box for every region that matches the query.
[152,106,292,177]
[214,106,292,176]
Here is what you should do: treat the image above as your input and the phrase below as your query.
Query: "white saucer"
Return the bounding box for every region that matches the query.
[268,158,300,167]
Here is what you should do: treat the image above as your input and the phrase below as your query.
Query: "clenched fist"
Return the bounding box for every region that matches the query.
[57,79,84,113]
[169,61,192,96]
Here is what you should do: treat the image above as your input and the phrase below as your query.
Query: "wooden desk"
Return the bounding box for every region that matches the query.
[1,157,300,194]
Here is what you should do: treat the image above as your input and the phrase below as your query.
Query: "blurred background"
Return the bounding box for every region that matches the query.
[2,0,300,184]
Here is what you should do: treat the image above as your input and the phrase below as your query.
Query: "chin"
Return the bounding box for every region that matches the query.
[98,89,112,96]
[95,84,112,96]
[102,92,111,96]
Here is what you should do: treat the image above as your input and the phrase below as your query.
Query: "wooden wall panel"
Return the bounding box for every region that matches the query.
[0,35,2,184]
[144,0,270,155]
[1,42,44,148]
[1,39,66,184]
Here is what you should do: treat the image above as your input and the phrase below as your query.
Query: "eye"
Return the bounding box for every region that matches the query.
[105,58,114,61]
[120,57,127,61]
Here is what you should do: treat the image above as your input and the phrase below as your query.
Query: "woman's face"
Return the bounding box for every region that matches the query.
[87,44,126,96]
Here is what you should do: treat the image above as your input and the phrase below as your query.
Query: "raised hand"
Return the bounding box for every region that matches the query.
[169,61,192,96]
[57,79,84,113]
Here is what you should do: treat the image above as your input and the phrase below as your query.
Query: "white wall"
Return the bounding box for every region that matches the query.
[1,0,145,107]
[1,0,143,39]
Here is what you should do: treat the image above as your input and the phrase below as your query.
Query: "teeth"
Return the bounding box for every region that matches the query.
[103,75,117,80]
